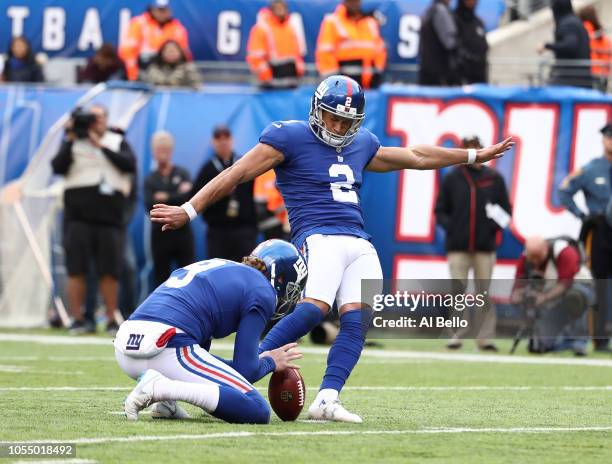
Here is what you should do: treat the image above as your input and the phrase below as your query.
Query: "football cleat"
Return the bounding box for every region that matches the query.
[151,400,191,420]
[124,369,163,421]
[307,398,362,423]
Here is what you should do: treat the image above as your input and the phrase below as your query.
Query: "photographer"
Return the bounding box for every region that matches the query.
[51,105,136,335]
[510,235,594,356]
[559,122,612,352]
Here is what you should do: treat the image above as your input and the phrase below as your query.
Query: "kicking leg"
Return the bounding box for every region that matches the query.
[259,235,343,353]
[258,300,326,353]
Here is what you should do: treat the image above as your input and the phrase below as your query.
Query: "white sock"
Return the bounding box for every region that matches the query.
[314,388,338,404]
[152,377,220,412]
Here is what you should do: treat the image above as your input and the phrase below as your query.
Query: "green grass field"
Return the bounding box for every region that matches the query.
[0,330,610,463]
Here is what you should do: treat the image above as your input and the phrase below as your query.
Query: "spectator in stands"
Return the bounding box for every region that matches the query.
[538,0,592,89]
[510,236,593,356]
[139,40,201,88]
[144,131,194,287]
[455,0,489,84]
[435,136,512,351]
[119,0,191,81]
[254,169,289,240]
[51,105,136,335]
[247,0,304,89]
[1,36,44,83]
[419,0,459,86]
[559,121,612,352]
[78,44,126,84]
[191,125,257,262]
[578,6,612,91]
[315,0,386,89]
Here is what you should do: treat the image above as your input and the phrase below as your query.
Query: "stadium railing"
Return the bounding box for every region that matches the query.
[8,55,611,91]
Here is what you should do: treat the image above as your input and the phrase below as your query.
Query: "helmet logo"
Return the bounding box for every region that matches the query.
[293,257,307,283]
[315,80,329,99]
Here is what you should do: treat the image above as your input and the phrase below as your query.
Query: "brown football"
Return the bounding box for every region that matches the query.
[268,368,306,421]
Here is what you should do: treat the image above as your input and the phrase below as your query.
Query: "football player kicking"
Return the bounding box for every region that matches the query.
[151,75,514,423]
[115,240,306,423]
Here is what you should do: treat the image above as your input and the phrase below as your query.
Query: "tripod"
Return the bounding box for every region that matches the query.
[510,306,541,354]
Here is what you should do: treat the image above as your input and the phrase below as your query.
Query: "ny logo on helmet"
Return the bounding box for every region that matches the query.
[126,333,144,351]
[293,257,307,282]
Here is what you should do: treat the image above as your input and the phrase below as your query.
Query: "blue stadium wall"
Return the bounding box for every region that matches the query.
[1,84,611,290]
[0,0,506,65]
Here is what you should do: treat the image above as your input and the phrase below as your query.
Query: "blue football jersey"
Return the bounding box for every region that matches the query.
[129,259,276,347]
[259,120,380,248]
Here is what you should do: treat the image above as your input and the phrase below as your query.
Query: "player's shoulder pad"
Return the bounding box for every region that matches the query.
[262,120,291,135]
[260,120,306,146]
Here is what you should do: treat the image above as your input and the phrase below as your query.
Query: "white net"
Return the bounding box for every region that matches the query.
[0,83,151,328]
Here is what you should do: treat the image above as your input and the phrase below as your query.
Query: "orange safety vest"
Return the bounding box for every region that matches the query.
[246,8,304,86]
[583,21,612,78]
[254,170,287,224]
[315,4,386,89]
[119,12,191,81]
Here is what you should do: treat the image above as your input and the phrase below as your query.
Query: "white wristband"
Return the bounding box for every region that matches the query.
[466,148,477,164]
[181,202,197,222]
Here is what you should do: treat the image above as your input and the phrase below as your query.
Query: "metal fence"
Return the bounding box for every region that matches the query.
[198,58,610,92]
[505,0,551,21]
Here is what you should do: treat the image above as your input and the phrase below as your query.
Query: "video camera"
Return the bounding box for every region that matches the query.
[68,107,97,139]
[522,269,545,307]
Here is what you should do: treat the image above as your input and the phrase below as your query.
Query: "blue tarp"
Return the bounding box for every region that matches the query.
[1,83,610,285]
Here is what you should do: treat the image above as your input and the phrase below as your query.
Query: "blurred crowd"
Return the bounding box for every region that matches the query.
[1,0,611,91]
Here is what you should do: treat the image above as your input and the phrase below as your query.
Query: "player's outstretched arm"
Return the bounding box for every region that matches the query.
[150,142,284,231]
[367,137,514,172]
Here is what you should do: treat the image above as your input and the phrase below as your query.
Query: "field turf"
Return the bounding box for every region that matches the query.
[0,330,610,463]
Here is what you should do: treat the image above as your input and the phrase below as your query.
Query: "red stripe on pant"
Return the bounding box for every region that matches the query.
[181,347,251,393]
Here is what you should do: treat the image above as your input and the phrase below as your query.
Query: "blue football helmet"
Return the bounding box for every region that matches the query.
[249,239,308,318]
[309,75,366,148]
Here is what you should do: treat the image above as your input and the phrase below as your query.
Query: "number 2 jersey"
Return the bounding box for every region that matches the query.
[129,259,276,349]
[259,120,380,248]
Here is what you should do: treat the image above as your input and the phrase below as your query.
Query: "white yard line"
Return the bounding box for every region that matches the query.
[2,385,610,393]
[3,426,611,446]
[0,365,27,373]
[0,356,116,362]
[0,387,129,392]
[2,333,612,367]
[11,460,96,464]
[108,411,150,416]
[0,365,83,375]
[0,334,112,346]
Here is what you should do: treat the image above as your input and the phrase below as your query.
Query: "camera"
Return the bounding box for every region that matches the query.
[523,269,545,307]
[69,108,97,139]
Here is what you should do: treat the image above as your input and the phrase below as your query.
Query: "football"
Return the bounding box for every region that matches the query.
[268,368,306,421]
